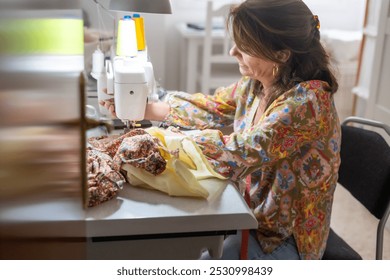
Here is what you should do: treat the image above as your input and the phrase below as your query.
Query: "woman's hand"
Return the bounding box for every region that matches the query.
[98,88,170,121]
[99,88,117,118]
[99,98,117,118]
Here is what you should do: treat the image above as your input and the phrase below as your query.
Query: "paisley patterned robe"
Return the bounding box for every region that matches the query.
[163,77,341,259]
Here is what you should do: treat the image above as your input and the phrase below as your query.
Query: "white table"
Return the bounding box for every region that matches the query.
[0,182,257,259]
[176,23,227,93]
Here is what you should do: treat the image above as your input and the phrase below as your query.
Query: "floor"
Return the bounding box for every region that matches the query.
[331,185,390,260]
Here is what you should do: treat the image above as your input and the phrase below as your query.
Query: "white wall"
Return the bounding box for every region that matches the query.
[304,0,366,31]
[164,0,243,90]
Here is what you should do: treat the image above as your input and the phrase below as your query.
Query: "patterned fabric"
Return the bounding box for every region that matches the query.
[86,148,126,207]
[88,128,166,176]
[164,77,341,259]
[88,128,148,158]
[112,134,166,176]
[86,129,166,207]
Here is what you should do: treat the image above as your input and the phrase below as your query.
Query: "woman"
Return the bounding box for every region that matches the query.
[101,0,340,260]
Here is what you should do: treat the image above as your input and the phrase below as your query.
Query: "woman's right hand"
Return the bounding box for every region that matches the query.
[99,98,117,118]
[98,88,171,121]
[99,88,117,118]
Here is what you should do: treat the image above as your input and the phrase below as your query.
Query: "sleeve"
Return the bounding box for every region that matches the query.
[192,85,321,180]
[163,79,243,130]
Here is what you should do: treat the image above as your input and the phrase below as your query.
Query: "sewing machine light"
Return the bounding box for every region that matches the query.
[109,0,172,14]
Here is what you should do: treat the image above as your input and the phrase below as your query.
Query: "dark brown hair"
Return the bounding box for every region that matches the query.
[228,0,338,96]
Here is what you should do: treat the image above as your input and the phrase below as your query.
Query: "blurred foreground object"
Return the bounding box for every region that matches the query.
[0,4,88,259]
[0,7,85,200]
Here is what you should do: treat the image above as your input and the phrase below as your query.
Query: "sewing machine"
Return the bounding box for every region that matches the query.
[91,13,158,130]
[105,51,158,127]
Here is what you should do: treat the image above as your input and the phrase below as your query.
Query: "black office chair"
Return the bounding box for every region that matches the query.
[322,116,390,260]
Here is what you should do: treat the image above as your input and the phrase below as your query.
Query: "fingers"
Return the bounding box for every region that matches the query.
[99,98,117,118]
[98,99,109,106]
[108,103,116,117]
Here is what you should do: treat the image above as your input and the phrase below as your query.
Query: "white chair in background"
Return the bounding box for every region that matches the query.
[199,1,242,95]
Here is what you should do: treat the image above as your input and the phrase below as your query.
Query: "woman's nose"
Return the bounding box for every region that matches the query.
[229,44,238,56]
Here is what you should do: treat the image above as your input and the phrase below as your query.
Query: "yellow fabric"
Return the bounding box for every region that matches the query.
[164,135,196,169]
[123,127,226,198]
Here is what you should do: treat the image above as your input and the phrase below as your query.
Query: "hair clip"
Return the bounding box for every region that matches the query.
[313,15,320,30]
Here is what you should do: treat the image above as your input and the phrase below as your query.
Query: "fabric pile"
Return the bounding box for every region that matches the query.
[86,127,227,208]
[86,128,166,207]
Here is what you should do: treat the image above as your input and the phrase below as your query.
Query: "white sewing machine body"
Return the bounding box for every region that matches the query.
[105,51,156,122]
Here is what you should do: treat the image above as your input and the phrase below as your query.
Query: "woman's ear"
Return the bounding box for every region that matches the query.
[276,50,291,62]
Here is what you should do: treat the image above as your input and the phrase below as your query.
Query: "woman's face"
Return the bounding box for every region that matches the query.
[229,44,275,88]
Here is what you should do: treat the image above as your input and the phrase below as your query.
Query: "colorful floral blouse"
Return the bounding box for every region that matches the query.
[163,77,341,260]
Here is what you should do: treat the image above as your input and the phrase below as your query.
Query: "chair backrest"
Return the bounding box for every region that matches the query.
[201,1,239,94]
[339,117,390,220]
[338,116,390,259]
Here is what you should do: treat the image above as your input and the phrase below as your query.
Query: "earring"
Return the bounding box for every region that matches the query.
[272,64,279,77]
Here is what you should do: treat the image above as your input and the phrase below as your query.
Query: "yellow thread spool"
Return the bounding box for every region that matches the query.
[133,14,145,51]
